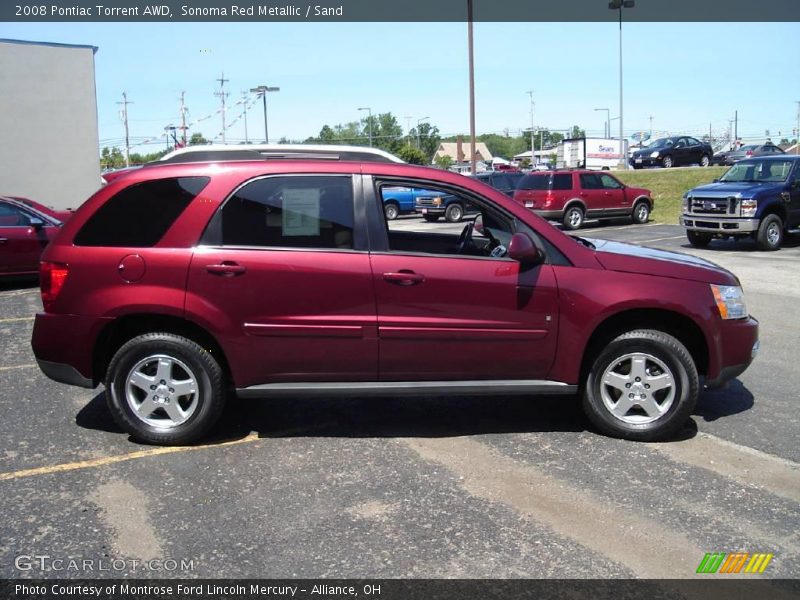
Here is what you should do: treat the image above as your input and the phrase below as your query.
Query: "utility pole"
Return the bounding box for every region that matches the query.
[467,0,476,175]
[241,91,250,143]
[116,92,132,167]
[214,72,229,143]
[649,115,653,138]
[527,90,535,166]
[734,109,738,142]
[178,91,188,146]
[404,116,412,146]
[796,101,800,154]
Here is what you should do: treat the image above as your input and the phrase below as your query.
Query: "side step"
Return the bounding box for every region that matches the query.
[236,380,577,399]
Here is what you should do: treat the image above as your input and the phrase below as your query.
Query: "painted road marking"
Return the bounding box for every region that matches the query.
[634,235,687,243]
[0,363,37,372]
[0,317,35,323]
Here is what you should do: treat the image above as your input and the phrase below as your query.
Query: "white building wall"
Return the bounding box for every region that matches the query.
[0,40,100,210]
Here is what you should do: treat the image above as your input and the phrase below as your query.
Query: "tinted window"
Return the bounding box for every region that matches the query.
[0,202,33,227]
[75,177,208,247]
[518,174,550,190]
[218,176,354,249]
[552,174,572,190]
[579,174,601,190]
[599,174,623,189]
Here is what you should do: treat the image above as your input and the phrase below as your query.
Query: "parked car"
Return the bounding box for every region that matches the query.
[381,186,439,220]
[8,196,73,222]
[713,143,785,166]
[630,136,713,169]
[681,156,800,250]
[0,197,62,276]
[415,172,523,222]
[32,144,758,445]
[513,170,653,230]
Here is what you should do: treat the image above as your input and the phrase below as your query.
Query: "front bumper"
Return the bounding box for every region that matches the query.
[705,316,759,389]
[417,206,446,217]
[630,156,660,167]
[680,215,759,233]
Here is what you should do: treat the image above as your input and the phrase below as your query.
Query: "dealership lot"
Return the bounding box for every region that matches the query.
[0,221,798,581]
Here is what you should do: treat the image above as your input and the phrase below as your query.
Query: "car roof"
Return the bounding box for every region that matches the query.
[155,144,404,166]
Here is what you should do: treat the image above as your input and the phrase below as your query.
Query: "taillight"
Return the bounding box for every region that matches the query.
[40,261,69,311]
[745,150,753,156]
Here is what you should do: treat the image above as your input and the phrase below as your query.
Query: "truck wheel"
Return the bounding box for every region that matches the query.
[423,215,440,222]
[582,329,698,441]
[384,202,399,221]
[699,154,710,167]
[632,201,650,224]
[562,206,584,230]
[686,230,712,248]
[445,203,464,223]
[661,155,673,168]
[756,214,783,251]
[105,333,226,445]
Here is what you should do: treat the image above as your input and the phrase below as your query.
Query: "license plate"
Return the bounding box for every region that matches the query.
[635,158,642,163]
[421,208,428,214]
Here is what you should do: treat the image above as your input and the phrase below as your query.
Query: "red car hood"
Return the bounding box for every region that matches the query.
[586,238,738,286]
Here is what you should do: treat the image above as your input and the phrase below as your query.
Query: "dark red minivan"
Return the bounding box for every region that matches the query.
[32,145,758,445]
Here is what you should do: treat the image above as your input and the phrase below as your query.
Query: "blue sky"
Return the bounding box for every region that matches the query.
[3,21,800,153]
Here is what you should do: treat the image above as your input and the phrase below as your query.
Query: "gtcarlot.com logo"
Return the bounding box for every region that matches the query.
[15,555,196,572]
[696,552,774,574]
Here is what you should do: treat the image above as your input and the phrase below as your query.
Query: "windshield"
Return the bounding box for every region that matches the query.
[719,160,793,183]
[645,138,673,149]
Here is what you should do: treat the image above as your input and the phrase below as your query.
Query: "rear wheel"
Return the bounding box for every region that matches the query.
[562,205,584,230]
[756,214,783,251]
[105,333,226,445]
[582,329,698,441]
[632,200,650,224]
[686,230,712,248]
[384,202,399,221]
[699,154,710,167]
[445,203,464,223]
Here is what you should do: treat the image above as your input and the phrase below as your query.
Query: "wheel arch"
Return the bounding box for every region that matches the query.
[632,195,653,209]
[93,313,233,388]
[579,308,709,384]
[563,199,586,214]
[759,202,788,226]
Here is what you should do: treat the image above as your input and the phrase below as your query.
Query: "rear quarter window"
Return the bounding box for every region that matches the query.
[74,177,209,247]
[518,174,550,190]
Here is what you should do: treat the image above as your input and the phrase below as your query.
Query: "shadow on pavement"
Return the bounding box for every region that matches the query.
[694,379,754,423]
[0,276,38,292]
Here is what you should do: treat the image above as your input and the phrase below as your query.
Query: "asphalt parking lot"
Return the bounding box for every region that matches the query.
[1,218,798,583]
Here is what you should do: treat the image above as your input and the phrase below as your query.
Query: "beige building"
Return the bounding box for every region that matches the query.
[0,39,100,210]
[433,140,493,164]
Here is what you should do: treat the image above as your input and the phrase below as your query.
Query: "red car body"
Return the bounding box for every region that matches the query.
[0,196,62,276]
[8,196,74,223]
[31,157,758,444]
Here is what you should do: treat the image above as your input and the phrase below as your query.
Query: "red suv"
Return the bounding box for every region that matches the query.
[513,170,653,230]
[31,146,758,445]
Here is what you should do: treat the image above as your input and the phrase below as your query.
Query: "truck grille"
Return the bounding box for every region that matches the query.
[688,197,737,215]
[415,198,439,208]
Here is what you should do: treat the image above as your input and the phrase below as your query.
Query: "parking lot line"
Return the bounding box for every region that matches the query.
[0,317,35,323]
[637,235,687,243]
[0,289,39,297]
[585,223,663,232]
[0,432,262,482]
[0,363,36,371]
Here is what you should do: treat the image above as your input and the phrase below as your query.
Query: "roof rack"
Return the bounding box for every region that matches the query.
[150,144,404,166]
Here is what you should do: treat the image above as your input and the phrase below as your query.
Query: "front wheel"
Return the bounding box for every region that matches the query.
[686,230,712,248]
[562,206,584,230]
[756,214,783,251]
[632,201,650,224]
[661,155,673,168]
[105,333,226,445]
[582,329,698,441]
[445,203,464,223]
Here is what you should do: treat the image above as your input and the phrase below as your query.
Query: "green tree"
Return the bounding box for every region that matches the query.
[570,125,586,139]
[189,132,208,145]
[396,146,428,165]
[434,155,454,170]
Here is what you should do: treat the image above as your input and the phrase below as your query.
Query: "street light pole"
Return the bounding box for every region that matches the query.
[527,91,535,166]
[417,116,429,150]
[358,107,373,147]
[250,85,280,143]
[609,0,634,169]
[594,108,610,138]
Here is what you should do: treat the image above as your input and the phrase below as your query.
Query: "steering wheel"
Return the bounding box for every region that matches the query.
[456,221,475,254]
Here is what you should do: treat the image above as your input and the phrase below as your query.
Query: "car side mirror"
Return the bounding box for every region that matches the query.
[712,178,719,183]
[508,232,544,265]
[28,217,45,230]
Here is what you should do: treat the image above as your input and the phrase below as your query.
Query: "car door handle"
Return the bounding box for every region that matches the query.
[383,271,425,286]
[0,238,7,244]
[206,262,246,276]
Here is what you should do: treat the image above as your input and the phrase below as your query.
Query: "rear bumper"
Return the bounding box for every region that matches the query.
[705,316,759,389]
[31,312,110,387]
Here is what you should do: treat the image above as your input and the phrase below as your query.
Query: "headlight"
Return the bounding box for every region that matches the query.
[432,197,442,206]
[650,151,660,158]
[710,285,747,319]
[740,199,757,217]
[683,194,690,213]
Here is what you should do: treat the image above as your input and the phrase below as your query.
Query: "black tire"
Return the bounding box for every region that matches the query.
[423,214,440,222]
[756,214,783,251]
[445,203,464,223]
[699,154,710,167]
[384,202,399,221]
[686,230,712,248]
[582,329,698,441]
[661,154,673,168]
[105,333,226,445]
[562,205,584,230]
[632,200,650,224]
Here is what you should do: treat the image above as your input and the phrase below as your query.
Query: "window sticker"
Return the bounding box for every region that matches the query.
[281,187,320,236]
